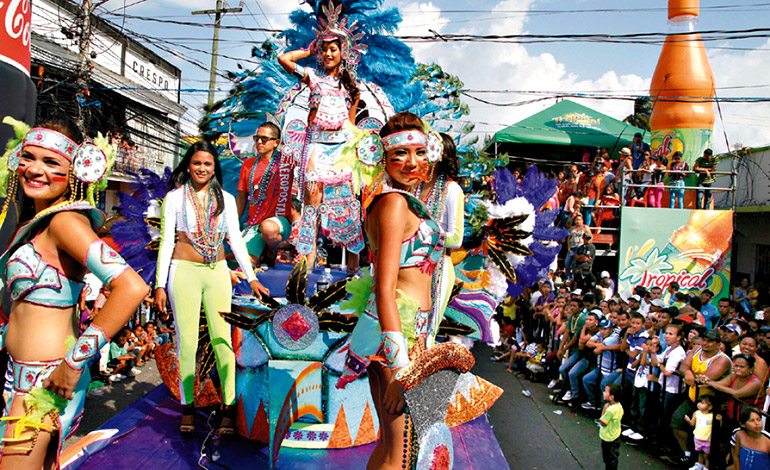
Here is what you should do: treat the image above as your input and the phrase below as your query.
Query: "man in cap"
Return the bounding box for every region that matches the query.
[693,148,720,209]
[720,323,742,355]
[575,232,595,270]
[581,318,620,411]
[630,132,650,170]
[671,329,731,465]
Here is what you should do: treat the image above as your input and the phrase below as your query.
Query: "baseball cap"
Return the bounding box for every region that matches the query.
[650,299,667,308]
[629,294,641,303]
[601,271,610,279]
[724,324,742,336]
[599,318,613,329]
[572,289,583,296]
[702,330,721,342]
[634,132,643,138]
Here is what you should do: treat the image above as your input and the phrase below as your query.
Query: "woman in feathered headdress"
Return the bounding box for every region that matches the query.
[277,2,367,269]
[0,116,148,469]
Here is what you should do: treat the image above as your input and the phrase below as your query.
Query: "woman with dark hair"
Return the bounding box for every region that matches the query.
[278,4,366,268]
[701,353,763,427]
[338,112,448,468]
[415,132,464,317]
[0,116,148,468]
[154,141,269,437]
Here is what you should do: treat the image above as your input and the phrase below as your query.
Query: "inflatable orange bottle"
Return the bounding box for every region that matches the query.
[649,0,715,206]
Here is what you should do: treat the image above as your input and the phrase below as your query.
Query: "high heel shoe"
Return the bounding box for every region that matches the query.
[218,404,236,439]
[180,405,196,438]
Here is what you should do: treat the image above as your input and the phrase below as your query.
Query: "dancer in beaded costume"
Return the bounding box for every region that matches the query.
[0,116,148,469]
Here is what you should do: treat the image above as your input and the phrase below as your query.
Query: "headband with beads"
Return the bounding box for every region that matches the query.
[356,129,443,168]
[1,117,116,212]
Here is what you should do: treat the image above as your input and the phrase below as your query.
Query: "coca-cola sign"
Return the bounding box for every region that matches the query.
[0,0,31,74]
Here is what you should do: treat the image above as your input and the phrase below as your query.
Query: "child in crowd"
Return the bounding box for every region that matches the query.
[108,328,141,382]
[685,396,713,470]
[732,407,770,470]
[133,324,154,364]
[599,383,624,470]
[524,342,547,380]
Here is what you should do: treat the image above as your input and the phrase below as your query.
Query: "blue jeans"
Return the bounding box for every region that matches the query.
[696,182,713,209]
[669,179,685,209]
[559,354,589,398]
[583,369,622,405]
[583,199,595,227]
[565,246,579,279]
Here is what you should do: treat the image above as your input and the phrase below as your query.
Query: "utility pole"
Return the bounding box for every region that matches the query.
[192,1,243,108]
[76,0,95,131]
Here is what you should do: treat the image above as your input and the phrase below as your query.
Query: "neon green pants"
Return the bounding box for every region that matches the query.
[169,260,235,406]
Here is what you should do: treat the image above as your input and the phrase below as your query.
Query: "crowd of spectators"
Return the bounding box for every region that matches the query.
[492,273,770,470]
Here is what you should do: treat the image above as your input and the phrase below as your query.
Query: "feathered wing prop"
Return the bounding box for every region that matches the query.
[0,117,31,230]
[110,168,172,286]
[490,166,568,298]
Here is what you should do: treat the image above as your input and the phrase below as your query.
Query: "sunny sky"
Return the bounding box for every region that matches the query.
[94,0,770,152]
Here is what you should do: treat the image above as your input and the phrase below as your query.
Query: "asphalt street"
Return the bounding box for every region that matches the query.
[64,344,675,469]
[474,342,675,470]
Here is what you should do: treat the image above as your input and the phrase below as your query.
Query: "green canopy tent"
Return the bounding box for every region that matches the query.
[486,99,650,163]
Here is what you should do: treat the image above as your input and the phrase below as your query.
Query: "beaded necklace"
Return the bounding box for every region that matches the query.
[415,173,448,221]
[182,181,224,264]
[247,151,280,224]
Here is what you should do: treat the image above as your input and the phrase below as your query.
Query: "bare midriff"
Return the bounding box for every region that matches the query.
[171,231,226,263]
[6,303,78,362]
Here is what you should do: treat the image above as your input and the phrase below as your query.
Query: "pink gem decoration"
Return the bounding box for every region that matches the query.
[430,445,451,470]
[281,311,311,341]
[67,146,73,153]
[84,159,91,165]
[36,134,43,141]
[80,344,89,352]
[26,373,34,382]
[370,146,376,151]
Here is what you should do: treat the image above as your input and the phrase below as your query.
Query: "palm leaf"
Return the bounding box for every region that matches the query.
[285,258,308,305]
[436,316,476,337]
[220,310,274,331]
[317,311,359,333]
[307,277,350,313]
[487,247,517,283]
[488,238,534,257]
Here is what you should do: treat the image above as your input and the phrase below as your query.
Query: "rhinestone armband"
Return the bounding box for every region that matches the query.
[381,330,409,371]
[64,324,108,370]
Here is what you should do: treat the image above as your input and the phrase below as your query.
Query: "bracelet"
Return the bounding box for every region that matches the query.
[65,324,109,370]
[381,331,409,371]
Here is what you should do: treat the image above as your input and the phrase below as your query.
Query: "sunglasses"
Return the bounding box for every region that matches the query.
[254,135,278,143]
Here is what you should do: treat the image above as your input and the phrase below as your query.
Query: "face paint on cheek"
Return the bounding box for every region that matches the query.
[50,173,68,183]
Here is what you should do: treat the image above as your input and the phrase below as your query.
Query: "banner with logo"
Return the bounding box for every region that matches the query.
[0,0,32,74]
[618,207,732,304]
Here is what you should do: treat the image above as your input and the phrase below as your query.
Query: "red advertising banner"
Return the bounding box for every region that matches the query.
[0,0,32,74]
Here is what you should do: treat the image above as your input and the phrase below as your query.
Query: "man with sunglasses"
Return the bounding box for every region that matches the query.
[236,122,295,266]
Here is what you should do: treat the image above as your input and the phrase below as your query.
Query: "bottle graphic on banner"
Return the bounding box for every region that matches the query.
[649,0,715,208]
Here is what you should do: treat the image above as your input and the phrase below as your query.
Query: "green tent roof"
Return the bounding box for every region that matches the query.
[491,100,649,151]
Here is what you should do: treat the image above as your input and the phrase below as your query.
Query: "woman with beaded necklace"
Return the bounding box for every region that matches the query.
[154,141,269,438]
[414,132,464,320]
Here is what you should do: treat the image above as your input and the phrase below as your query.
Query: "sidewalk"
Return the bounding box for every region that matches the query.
[64,361,164,448]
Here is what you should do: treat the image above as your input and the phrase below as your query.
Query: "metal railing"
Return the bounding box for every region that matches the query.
[618,168,737,208]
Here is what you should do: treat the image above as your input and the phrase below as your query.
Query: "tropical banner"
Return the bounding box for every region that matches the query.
[618,207,732,304]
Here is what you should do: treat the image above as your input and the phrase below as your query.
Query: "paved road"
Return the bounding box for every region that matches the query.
[473,342,675,470]
[65,343,675,469]
[64,361,164,447]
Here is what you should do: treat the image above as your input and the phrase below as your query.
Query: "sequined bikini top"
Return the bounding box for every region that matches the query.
[6,243,84,308]
[370,190,445,275]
